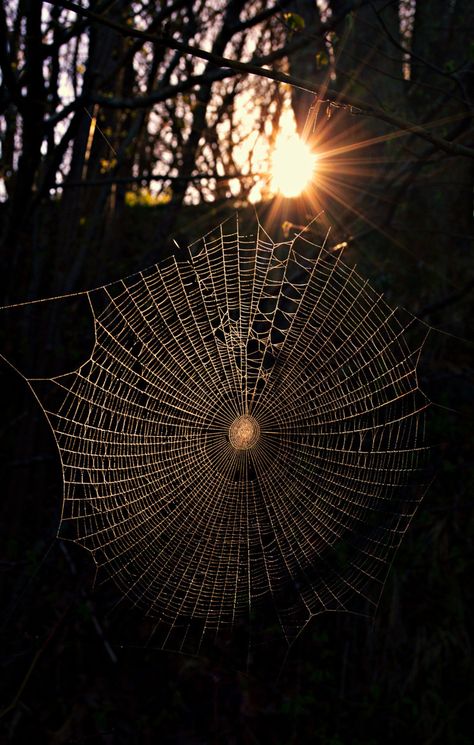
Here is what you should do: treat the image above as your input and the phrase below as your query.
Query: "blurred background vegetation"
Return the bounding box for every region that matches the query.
[0,0,473,743]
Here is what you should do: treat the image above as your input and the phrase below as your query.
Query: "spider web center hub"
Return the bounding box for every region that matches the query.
[229,415,260,450]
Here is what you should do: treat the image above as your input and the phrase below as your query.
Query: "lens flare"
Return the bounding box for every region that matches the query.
[271,133,317,198]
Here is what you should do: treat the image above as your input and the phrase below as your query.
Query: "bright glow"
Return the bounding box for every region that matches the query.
[271,133,317,198]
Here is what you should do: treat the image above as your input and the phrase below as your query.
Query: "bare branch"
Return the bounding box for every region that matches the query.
[43,0,474,159]
[54,173,255,188]
[418,278,474,319]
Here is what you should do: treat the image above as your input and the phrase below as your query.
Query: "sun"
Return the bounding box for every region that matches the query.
[270,133,317,198]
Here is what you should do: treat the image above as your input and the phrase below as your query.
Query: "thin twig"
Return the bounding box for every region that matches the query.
[418,278,474,318]
[54,172,261,188]
[0,605,70,721]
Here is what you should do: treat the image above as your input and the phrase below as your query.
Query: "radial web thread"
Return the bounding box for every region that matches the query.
[26,216,428,651]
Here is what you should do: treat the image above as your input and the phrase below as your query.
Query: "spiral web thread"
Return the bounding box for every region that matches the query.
[28,216,428,651]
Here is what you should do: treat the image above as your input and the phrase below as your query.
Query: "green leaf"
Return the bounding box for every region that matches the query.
[316,50,329,69]
[284,12,305,32]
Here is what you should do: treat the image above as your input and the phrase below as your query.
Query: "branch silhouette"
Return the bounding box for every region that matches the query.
[44,0,474,159]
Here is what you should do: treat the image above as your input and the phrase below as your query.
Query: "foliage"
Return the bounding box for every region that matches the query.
[124,186,171,207]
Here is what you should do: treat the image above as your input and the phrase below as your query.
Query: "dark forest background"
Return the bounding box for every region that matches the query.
[1,1,473,743]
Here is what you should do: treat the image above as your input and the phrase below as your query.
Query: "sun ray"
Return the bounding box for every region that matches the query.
[318,109,471,162]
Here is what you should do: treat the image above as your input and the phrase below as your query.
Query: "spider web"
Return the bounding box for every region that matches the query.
[22,216,428,653]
